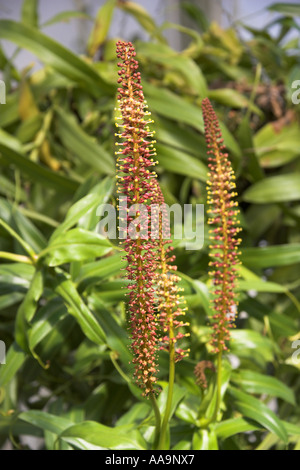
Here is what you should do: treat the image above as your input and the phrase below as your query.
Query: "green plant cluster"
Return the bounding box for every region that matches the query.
[0,0,299,450]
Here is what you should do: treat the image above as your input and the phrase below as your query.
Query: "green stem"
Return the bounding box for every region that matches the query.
[214,350,223,419]
[286,290,300,315]
[158,338,175,450]
[150,393,161,450]
[0,218,36,263]
[18,207,59,228]
[109,352,131,385]
[0,251,33,264]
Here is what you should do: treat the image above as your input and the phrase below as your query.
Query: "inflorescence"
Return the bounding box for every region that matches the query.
[202,97,241,355]
[153,181,190,363]
[115,41,188,395]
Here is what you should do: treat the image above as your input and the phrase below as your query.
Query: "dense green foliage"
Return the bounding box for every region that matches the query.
[0,0,300,450]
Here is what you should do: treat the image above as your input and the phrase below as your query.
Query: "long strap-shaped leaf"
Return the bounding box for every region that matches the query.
[0,20,114,97]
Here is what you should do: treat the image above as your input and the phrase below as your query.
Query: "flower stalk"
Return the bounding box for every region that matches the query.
[199,98,241,426]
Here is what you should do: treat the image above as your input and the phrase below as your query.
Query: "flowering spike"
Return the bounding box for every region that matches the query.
[115,40,159,395]
[153,182,189,362]
[202,98,242,354]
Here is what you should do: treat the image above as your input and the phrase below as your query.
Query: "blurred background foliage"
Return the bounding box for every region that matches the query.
[0,0,300,450]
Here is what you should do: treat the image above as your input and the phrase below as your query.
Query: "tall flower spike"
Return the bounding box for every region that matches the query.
[115,41,159,395]
[202,98,242,354]
[153,181,190,362]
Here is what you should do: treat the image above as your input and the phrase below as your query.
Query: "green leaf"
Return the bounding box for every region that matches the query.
[208,89,262,115]
[77,252,125,288]
[50,193,105,241]
[118,1,166,43]
[0,94,19,128]
[55,108,114,175]
[156,143,207,181]
[19,410,74,435]
[237,115,264,181]
[232,370,296,405]
[175,398,198,425]
[19,410,103,450]
[0,175,26,201]
[254,122,300,168]
[87,0,116,56]
[144,82,204,132]
[88,295,131,365]
[116,403,150,426]
[268,3,300,17]
[0,415,42,438]
[0,20,113,96]
[283,421,300,436]
[0,292,25,310]
[269,311,298,337]
[229,387,288,444]
[15,269,44,352]
[60,421,147,450]
[42,11,92,28]
[215,417,260,439]
[0,342,26,386]
[243,174,300,203]
[137,41,207,97]
[190,279,211,316]
[155,117,207,159]
[241,244,300,268]
[41,228,112,267]
[181,2,209,31]
[76,177,115,231]
[0,141,79,194]
[157,382,186,418]
[245,204,281,239]
[219,121,242,159]
[22,0,38,28]
[10,207,47,253]
[54,271,107,345]
[255,433,281,450]
[238,280,287,293]
[192,429,218,450]
[0,263,34,287]
[144,83,241,158]
[0,198,46,253]
[89,282,125,304]
[28,299,67,353]
[230,329,275,366]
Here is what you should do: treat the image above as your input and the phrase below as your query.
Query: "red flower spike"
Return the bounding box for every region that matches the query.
[202,98,242,354]
[115,41,160,395]
[152,182,190,362]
